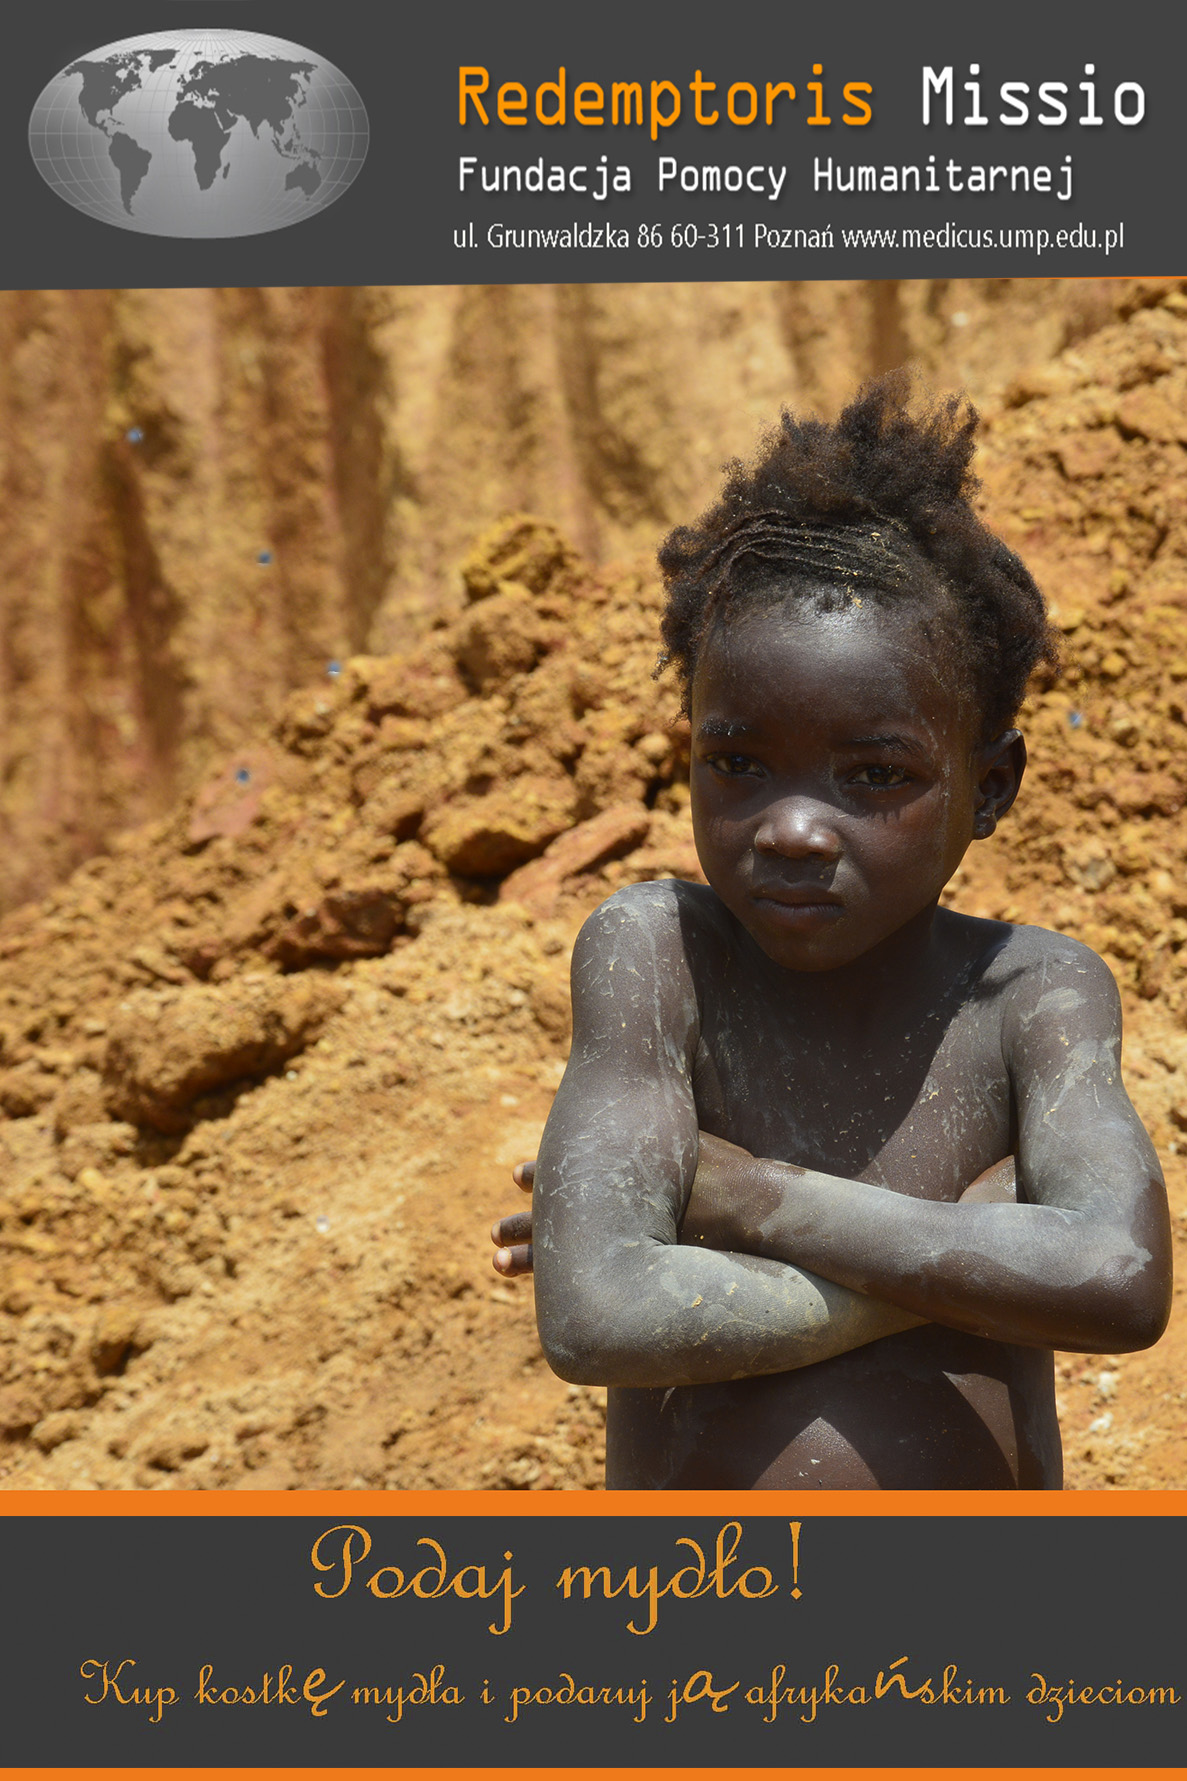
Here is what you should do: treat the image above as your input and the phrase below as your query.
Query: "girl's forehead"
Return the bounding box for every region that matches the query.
[693,600,974,730]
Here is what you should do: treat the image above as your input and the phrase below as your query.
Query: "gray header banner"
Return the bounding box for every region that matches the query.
[9,2,1183,286]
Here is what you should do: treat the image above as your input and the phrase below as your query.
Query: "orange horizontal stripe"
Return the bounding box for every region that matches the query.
[1,1486,1183,1515]
[4,1768,1184,1780]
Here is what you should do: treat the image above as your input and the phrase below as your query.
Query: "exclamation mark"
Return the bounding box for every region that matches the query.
[789,1520,802,1599]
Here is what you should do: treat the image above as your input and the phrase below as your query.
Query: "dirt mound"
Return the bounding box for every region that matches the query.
[0,511,703,1490]
[948,283,1187,1485]
[0,278,1132,915]
[1,286,1185,1491]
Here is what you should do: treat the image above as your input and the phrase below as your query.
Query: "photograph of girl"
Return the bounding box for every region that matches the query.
[0,278,1182,1492]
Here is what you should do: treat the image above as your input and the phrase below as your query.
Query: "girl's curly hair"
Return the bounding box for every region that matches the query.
[657,371,1059,740]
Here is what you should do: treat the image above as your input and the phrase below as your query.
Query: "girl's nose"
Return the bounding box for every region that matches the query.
[754,795,843,860]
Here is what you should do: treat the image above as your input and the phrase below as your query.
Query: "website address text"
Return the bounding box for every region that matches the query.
[756,222,1124,256]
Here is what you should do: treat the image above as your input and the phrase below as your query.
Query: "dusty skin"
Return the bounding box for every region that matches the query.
[499,603,1171,1489]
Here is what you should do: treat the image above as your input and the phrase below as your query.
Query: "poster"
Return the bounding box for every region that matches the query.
[2,2,1184,1776]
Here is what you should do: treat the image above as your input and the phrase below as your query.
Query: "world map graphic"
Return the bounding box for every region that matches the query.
[29,30,368,237]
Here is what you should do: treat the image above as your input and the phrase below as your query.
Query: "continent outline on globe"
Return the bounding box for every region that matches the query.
[28,28,368,238]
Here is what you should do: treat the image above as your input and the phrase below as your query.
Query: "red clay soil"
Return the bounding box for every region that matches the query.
[0,278,1123,915]
[1,284,1186,1491]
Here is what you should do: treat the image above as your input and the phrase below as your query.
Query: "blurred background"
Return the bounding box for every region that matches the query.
[0,277,1122,912]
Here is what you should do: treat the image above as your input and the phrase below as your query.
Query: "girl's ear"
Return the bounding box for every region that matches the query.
[972,730,1027,839]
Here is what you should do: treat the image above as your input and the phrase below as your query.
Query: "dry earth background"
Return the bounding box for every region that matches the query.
[0,277,1184,1491]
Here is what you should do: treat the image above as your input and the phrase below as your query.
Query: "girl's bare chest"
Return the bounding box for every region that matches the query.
[692,993,1012,1198]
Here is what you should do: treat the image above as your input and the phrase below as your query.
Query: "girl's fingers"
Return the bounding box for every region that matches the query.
[492,1242,533,1277]
[491,1211,533,1246]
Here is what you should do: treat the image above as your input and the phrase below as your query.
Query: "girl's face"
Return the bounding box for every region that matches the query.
[689,598,1022,974]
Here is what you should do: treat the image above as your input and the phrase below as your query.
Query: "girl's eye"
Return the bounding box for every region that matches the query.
[851,763,911,789]
[706,752,760,777]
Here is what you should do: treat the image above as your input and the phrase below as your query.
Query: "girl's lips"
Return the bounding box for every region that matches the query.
[752,890,845,924]
[752,887,843,908]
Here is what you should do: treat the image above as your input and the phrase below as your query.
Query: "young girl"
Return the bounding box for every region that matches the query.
[493,374,1171,1489]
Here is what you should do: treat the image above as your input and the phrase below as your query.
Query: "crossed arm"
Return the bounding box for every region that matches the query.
[514,890,1171,1389]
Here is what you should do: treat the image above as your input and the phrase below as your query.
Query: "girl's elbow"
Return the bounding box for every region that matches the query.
[536,1295,640,1386]
[538,1326,610,1386]
[1085,1265,1171,1353]
[1108,1292,1170,1353]
[537,1287,665,1386]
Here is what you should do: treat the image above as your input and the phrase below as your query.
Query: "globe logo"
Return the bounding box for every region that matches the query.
[28,29,368,238]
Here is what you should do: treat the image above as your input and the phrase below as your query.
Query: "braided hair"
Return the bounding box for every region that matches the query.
[658,372,1058,741]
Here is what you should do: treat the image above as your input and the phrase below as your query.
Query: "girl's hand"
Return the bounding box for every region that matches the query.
[491,1159,534,1276]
